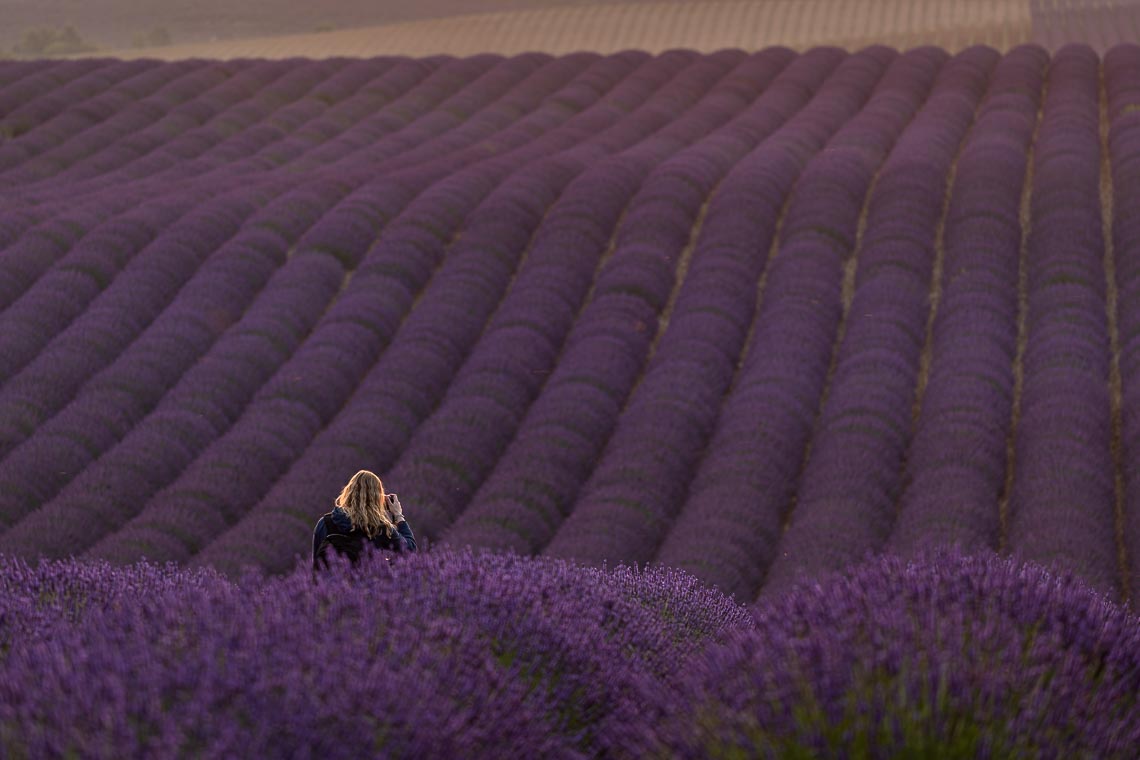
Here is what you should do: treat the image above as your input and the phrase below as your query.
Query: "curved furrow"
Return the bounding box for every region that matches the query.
[0,185,276,462]
[756,47,996,599]
[41,59,398,185]
[2,59,319,205]
[9,55,513,214]
[24,48,652,558]
[0,55,568,408]
[384,48,790,545]
[0,59,61,95]
[187,51,736,575]
[5,58,435,204]
[6,58,332,188]
[0,59,188,175]
[1005,45,1120,597]
[0,62,322,302]
[642,46,921,599]
[559,47,950,573]
[436,47,881,563]
[0,194,147,313]
[544,46,925,565]
[2,58,336,192]
[443,47,839,558]
[551,48,961,570]
[1105,43,1140,606]
[0,58,462,300]
[0,176,357,534]
[24,55,490,205]
[0,59,161,160]
[887,47,1048,559]
[0,59,229,183]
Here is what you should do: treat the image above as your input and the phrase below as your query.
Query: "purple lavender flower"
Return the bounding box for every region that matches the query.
[623,550,1140,758]
[0,549,748,759]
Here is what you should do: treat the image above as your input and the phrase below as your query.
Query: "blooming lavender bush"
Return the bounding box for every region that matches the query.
[0,548,749,759]
[0,554,225,654]
[625,550,1140,759]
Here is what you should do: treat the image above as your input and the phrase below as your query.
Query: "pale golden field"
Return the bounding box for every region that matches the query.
[102,0,1035,60]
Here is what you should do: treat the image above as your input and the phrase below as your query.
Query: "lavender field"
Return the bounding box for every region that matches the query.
[3,41,1140,755]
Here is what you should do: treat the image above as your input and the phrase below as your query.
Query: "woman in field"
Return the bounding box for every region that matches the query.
[313,469,417,569]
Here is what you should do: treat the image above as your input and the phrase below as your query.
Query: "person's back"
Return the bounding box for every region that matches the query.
[313,470,416,570]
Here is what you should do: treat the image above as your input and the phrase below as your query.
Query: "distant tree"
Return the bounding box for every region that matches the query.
[132,26,173,49]
[313,23,336,33]
[14,25,97,57]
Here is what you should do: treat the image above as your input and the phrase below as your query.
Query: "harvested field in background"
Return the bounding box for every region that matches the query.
[100,0,1034,59]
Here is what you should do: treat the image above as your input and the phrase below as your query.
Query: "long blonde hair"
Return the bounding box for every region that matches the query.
[334,470,397,539]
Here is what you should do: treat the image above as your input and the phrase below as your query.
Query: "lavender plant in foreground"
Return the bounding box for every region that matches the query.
[0,549,749,759]
[0,555,225,654]
[622,550,1140,759]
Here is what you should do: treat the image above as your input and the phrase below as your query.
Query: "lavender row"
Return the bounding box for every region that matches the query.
[0,59,307,185]
[440,47,842,560]
[83,52,682,567]
[20,58,385,188]
[382,48,787,548]
[9,59,306,198]
[649,47,920,600]
[0,58,168,171]
[556,48,975,571]
[0,177,354,535]
[887,47,1048,558]
[0,188,160,313]
[0,188,270,463]
[0,191,214,385]
[544,45,899,566]
[0,60,270,212]
[0,55,569,434]
[101,162,581,564]
[7,55,541,220]
[0,60,255,184]
[759,47,993,598]
[1,57,373,207]
[449,47,887,569]
[0,59,83,104]
[9,55,500,208]
[6,56,430,206]
[0,59,456,328]
[7,52,639,562]
[0,61,308,262]
[3,59,327,202]
[187,51,739,575]
[0,59,164,134]
[1005,45,1119,596]
[1104,44,1140,605]
[12,173,455,562]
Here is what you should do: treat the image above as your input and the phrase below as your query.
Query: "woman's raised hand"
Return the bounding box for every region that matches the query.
[387,493,404,522]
